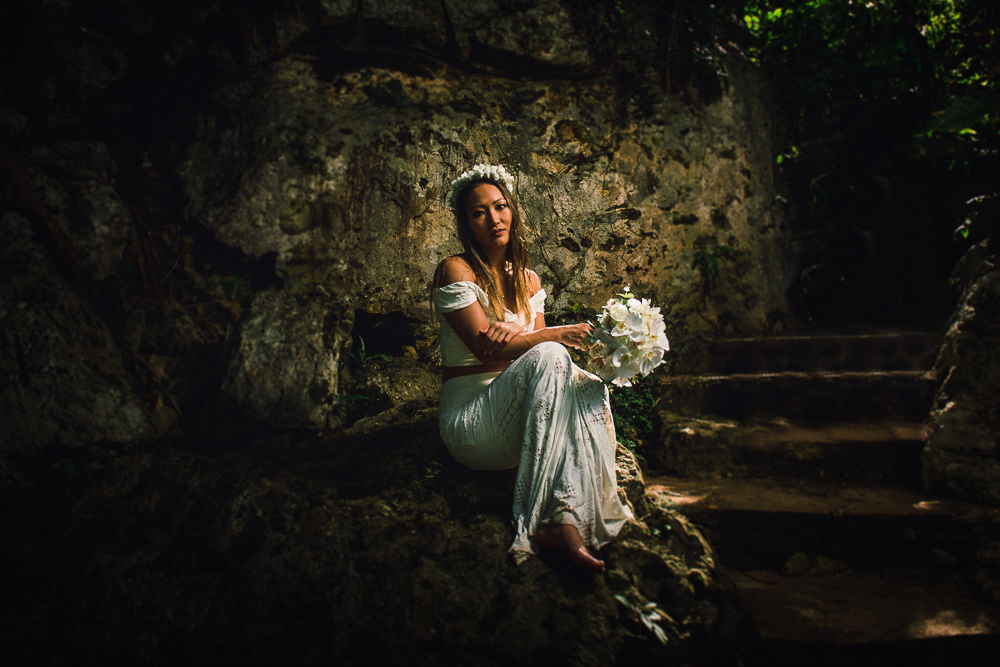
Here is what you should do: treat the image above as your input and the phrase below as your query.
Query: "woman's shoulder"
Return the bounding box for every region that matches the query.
[432,257,487,313]
[525,269,542,294]
[435,255,476,287]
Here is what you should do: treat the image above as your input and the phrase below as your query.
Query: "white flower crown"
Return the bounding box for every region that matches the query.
[448,164,516,213]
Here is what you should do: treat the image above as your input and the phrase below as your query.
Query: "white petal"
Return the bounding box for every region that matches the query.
[625,311,644,331]
[612,345,631,367]
[610,303,629,322]
[611,323,630,337]
[619,361,640,379]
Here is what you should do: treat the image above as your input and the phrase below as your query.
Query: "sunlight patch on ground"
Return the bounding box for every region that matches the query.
[908,609,999,638]
[646,485,705,507]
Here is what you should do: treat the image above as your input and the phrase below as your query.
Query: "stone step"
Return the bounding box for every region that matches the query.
[654,370,935,423]
[706,333,939,374]
[707,333,941,374]
[650,418,926,483]
[736,570,1000,649]
[646,477,978,572]
[748,634,1000,667]
[644,478,1000,649]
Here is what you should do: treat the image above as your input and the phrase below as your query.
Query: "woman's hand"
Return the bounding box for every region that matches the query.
[555,323,593,349]
[477,320,523,358]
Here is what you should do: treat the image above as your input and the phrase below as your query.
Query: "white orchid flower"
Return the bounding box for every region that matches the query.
[609,302,629,322]
[612,359,640,386]
[612,345,634,368]
[625,311,646,341]
[589,340,608,359]
[610,321,631,337]
[639,347,664,375]
[582,289,669,386]
[598,356,618,381]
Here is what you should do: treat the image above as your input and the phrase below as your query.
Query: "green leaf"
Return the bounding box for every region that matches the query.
[917,91,1000,136]
[613,594,637,612]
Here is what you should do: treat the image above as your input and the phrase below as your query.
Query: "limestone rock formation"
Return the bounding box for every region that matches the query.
[222,287,353,430]
[351,356,443,415]
[653,412,742,479]
[178,0,789,390]
[0,212,152,450]
[5,404,749,664]
[615,443,650,517]
[25,140,132,281]
[923,239,1000,506]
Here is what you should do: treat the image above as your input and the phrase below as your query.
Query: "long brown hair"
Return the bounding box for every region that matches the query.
[440,177,533,323]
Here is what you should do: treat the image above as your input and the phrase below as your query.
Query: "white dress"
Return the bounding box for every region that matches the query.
[433,281,633,560]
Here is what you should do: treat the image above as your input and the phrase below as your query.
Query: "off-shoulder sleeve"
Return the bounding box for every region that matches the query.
[529,288,547,315]
[433,281,487,313]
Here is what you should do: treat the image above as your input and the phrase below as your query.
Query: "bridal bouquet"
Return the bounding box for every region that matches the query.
[584,286,669,388]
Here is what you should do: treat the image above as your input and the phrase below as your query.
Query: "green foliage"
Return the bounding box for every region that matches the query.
[570,302,599,321]
[745,0,999,169]
[351,337,391,364]
[746,0,948,137]
[613,594,672,645]
[331,392,371,421]
[745,0,1000,326]
[775,144,800,165]
[918,91,1000,137]
[609,379,657,461]
[955,192,1000,240]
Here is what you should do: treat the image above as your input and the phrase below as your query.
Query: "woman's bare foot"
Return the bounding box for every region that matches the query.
[534,524,606,574]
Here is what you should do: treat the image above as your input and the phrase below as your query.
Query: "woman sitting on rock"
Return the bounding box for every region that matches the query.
[433,164,633,573]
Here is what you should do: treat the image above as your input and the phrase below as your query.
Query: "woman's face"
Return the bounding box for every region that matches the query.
[465,183,512,253]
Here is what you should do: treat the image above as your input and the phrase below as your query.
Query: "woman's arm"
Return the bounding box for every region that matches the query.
[437,260,591,363]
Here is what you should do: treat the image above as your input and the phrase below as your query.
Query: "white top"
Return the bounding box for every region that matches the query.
[433,280,547,367]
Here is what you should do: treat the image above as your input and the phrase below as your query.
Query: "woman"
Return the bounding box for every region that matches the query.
[433,164,633,573]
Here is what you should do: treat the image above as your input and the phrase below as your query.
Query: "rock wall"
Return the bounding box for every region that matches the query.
[2,1,789,433]
[176,0,789,428]
[0,211,152,450]
[923,239,1000,505]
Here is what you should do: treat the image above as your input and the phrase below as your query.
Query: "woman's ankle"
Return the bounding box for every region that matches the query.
[534,524,605,573]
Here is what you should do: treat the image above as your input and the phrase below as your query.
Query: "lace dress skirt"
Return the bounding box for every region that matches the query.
[440,341,634,560]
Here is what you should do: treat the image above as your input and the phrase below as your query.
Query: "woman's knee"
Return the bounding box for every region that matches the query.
[535,341,571,362]
[529,341,573,377]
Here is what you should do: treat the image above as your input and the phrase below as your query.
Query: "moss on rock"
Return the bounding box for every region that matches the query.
[3,403,750,664]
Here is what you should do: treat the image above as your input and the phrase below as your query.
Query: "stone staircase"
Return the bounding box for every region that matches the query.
[642,333,1000,665]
